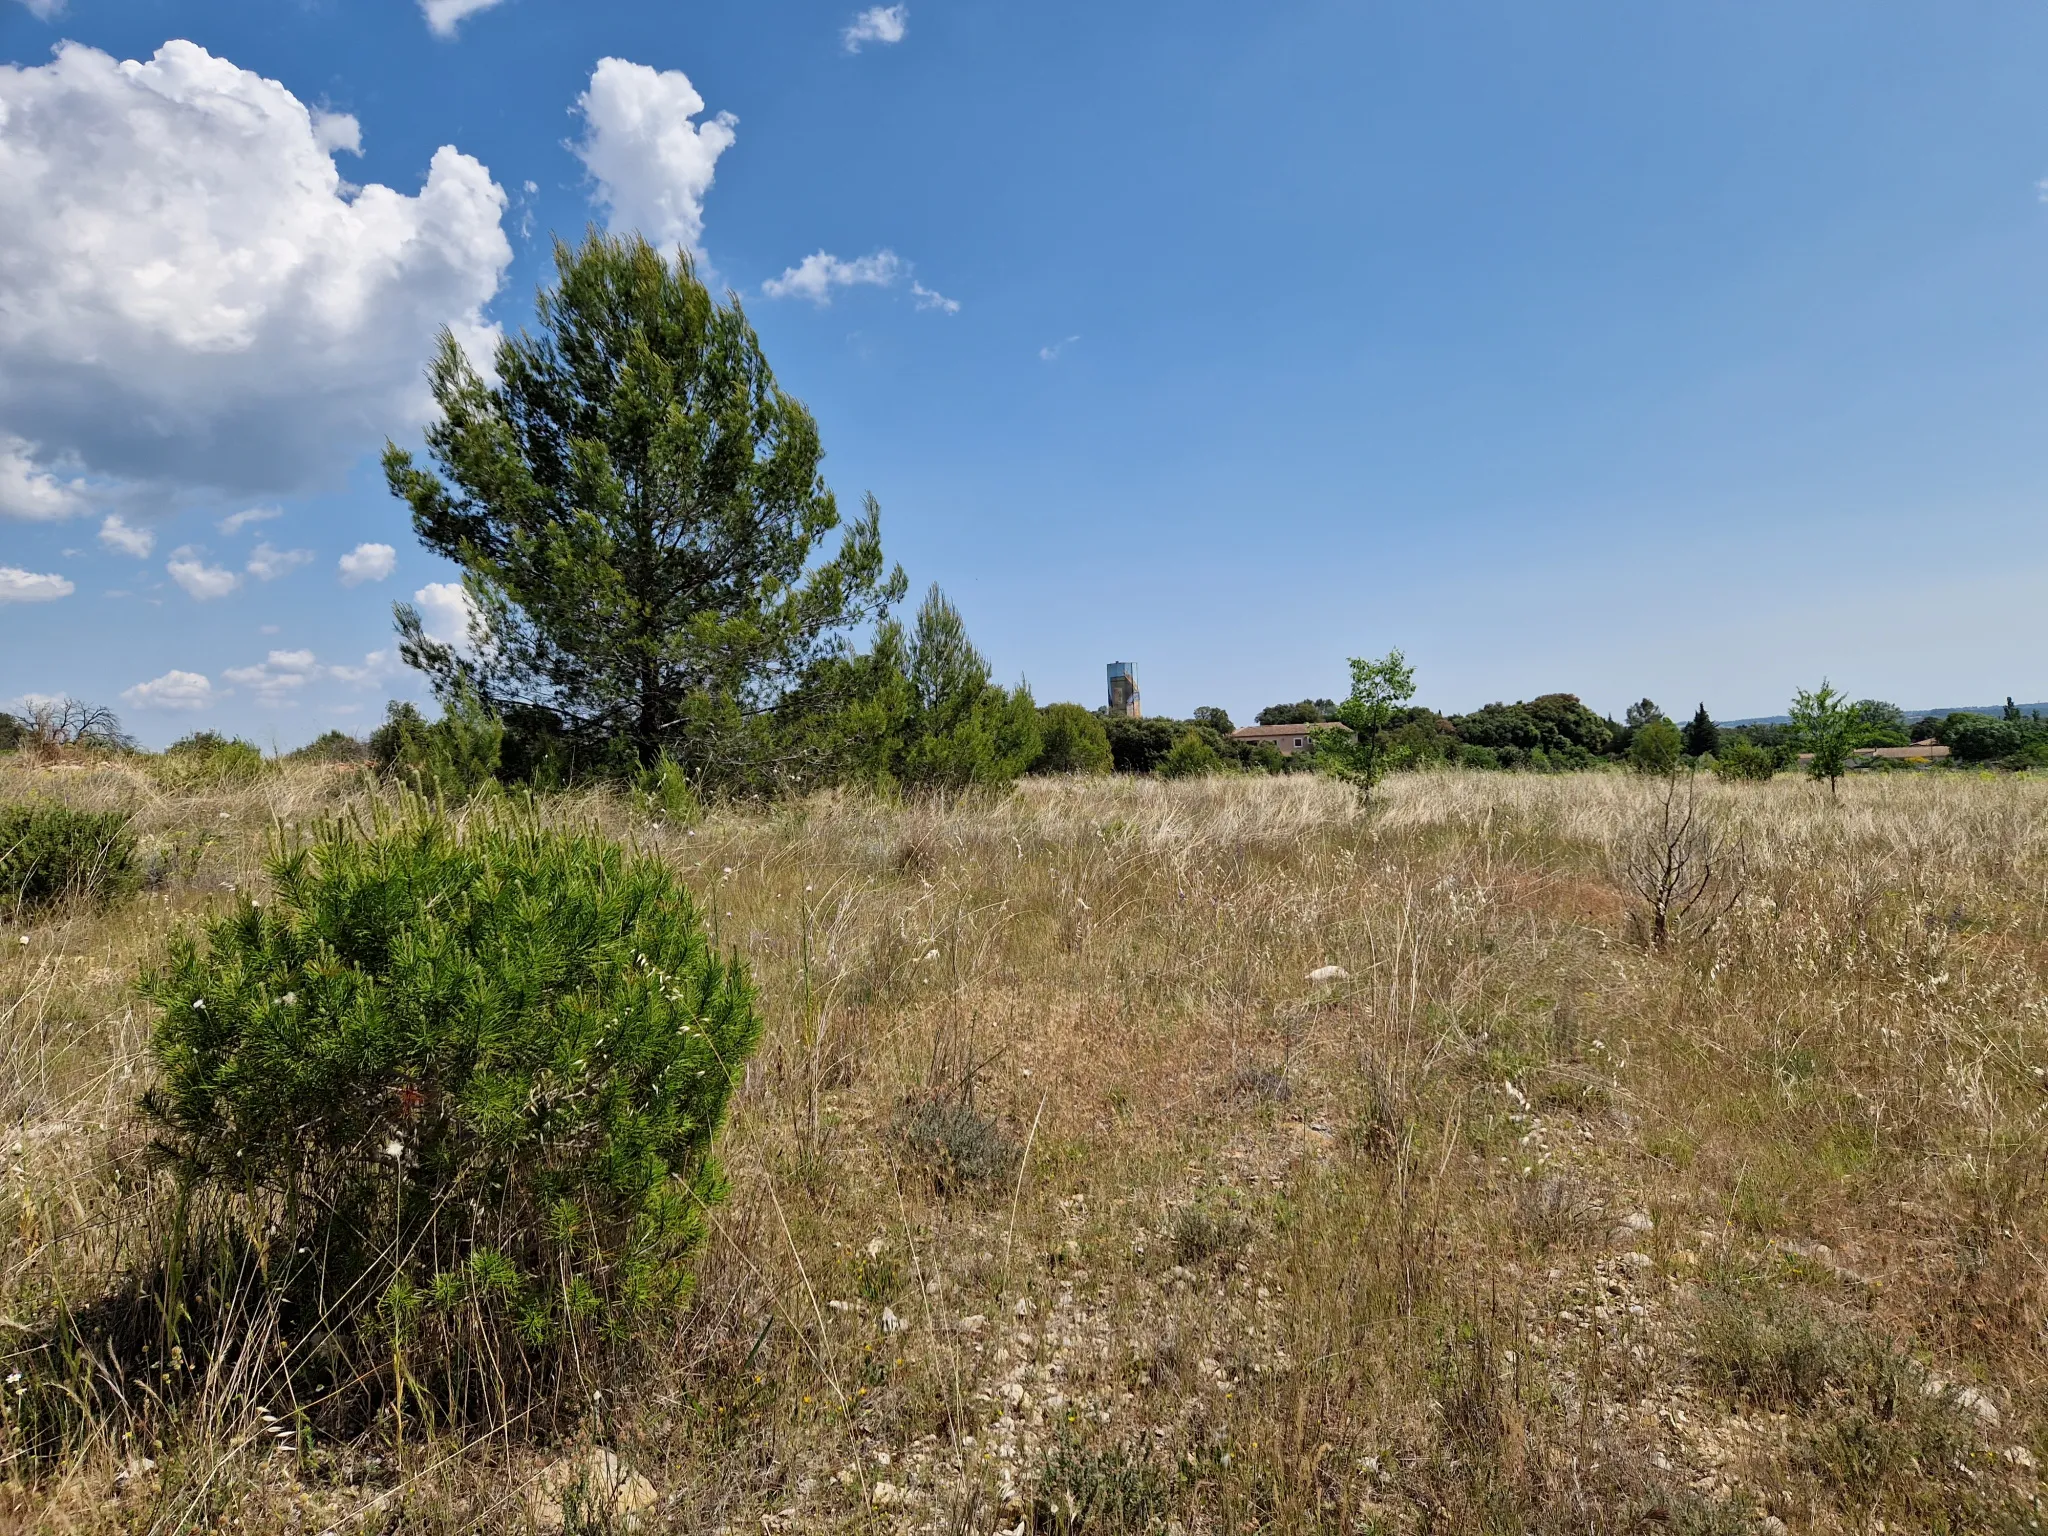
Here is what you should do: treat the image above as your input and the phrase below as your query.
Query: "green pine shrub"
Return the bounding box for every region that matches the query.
[368,690,503,798]
[0,803,140,918]
[141,806,761,1428]
[635,754,703,823]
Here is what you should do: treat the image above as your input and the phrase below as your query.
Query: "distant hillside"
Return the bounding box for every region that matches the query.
[1722,703,2048,727]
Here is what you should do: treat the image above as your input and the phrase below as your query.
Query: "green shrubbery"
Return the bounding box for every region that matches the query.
[1628,718,1683,776]
[286,729,372,765]
[141,808,761,1426]
[0,803,140,918]
[151,731,266,788]
[1158,730,1225,779]
[369,691,504,798]
[1711,739,1777,782]
[1032,703,1112,774]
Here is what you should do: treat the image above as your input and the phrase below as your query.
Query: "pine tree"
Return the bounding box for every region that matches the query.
[1682,703,1720,759]
[383,232,905,784]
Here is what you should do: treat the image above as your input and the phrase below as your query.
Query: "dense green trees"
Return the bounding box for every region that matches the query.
[1848,699,1908,747]
[1256,699,1335,725]
[1032,703,1113,774]
[1682,704,1720,759]
[1628,718,1683,775]
[384,232,905,786]
[1448,693,1613,769]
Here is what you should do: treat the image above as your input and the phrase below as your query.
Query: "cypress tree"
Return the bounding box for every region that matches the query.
[1683,703,1720,759]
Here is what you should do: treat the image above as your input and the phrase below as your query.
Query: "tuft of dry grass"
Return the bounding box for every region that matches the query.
[2,757,2046,1532]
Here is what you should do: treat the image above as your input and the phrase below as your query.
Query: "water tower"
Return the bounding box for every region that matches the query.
[1106,662,1141,719]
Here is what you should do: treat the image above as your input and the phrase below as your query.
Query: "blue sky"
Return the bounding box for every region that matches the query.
[5,1,2048,746]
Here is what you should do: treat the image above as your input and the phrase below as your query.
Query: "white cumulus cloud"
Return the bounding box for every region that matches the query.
[843,5,908,51]
[98,514,155,557]
[420,0,506,37]
[246,542,314,581]
[572,58,737,261]
[0,435,89,519]
[122,670,215,710]
[0,41,512,510]
[0,566,73,602]
[13,0,64,20]
[912,280,960,314]
[338,542,398,586]
[413,581,481,648]
[763,250,905,305]
[167,548,241,601]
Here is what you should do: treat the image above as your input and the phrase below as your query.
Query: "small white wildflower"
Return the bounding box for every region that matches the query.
[16,935,26,946]
[383,1139,404,1160]
[5,1371,20,1384]
[192,998,207,1011]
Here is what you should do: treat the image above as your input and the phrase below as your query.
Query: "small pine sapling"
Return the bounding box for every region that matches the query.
[142,806,761,1428]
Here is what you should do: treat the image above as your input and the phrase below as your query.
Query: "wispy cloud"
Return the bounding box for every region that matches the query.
[762,250,959,314]
[763,249,905,305]
[218,506,282,535]
[419,0,506,38]
[222,649,320,703]
[1039,334,1081,362]
[98,514,154,558]
[843,4,908,52]
[246,541,314,581]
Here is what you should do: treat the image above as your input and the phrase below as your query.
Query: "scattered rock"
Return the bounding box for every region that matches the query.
[881,1305,906,1334]
[1306,965,1350,984]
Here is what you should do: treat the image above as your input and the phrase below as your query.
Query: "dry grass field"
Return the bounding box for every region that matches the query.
[2,759,2046,1534]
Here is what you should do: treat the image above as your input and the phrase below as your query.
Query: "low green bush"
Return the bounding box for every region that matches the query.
[1158,730,1225,779]
[151,731,266,788]
[1711,739,1777,782]
[141,806,761,1428]
[286,729,371,765]
[0,803,139,918]
[1031,702,1113,775]
[369,692,503,798]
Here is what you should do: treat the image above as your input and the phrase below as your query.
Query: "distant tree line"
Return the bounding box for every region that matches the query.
[10,235,2047,799]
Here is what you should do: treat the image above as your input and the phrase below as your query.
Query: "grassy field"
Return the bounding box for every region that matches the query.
[2,760,2045,1533]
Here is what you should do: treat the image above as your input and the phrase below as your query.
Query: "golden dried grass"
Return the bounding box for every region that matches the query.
[1,759,2044,1531]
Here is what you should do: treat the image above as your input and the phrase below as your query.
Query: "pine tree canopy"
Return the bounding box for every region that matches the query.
[383,231,905,781]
